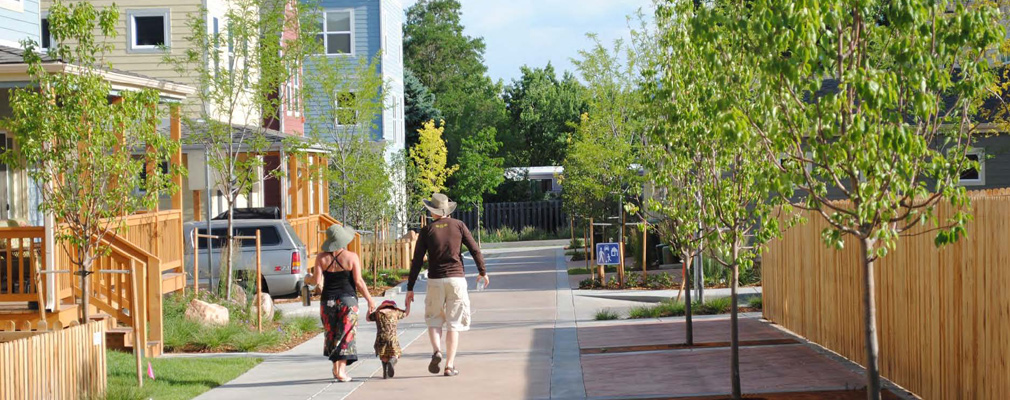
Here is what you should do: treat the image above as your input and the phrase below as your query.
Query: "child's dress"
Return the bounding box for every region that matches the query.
[373,308,407,359]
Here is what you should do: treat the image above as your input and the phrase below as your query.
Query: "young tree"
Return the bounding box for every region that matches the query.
[303,54,392,228]
[167,0,314,298]
[410,120,459,211]
[743,1,1003,398]
[453,126,505,238]
[5,1,179,322]
[404,68,442,148]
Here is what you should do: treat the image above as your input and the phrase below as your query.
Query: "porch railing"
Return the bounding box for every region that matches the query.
[290,214,361,268]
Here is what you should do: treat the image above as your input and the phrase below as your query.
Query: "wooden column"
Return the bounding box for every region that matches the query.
[288,155,300,218]
[170,105,183,211]
[192,191,202,221]
[321,157,330,215]
[301,158,310,217]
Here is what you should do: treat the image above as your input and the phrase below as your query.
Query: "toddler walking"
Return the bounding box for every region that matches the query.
[367,299,410,378]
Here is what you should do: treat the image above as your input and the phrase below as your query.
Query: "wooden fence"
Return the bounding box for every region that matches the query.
[762,189,1010,399]
[455,200,567,233]
[0,321,107,400]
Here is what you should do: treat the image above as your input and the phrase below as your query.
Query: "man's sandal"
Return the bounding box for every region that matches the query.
[444,366,459,377]
[428,352,443,374]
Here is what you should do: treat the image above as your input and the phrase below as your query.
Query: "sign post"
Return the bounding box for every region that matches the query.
[596,242,621,284]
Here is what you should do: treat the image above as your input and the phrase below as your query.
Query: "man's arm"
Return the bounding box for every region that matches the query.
[407,231,427,291]
[460,223,487,276]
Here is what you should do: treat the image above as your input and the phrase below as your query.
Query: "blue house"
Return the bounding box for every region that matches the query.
[0,0,40,47]
[305,0,406,155]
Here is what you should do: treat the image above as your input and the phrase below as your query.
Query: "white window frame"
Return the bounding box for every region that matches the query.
[319,9,354,56]
[0,0,24,13]
[126,9,171,53]
[958,147,986,187]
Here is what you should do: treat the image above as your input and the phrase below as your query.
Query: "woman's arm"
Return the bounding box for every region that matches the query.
[304,254,324,287]
[350,253,376,312]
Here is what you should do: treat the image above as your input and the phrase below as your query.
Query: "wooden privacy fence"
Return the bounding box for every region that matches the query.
[455,200,567,233]
[762,189,1010,399]
[0,321,107,400]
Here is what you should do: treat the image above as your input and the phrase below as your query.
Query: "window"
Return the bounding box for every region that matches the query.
[959,148,985,186]
[196,226,282,249]
[41,17,51,50]
[127,9,170,52]
[335,92,357,126]
[318,10,353,55]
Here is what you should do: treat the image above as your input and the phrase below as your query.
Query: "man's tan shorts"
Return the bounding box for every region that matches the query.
[425,277,471,331]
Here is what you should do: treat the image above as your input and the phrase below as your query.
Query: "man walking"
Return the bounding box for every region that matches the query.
[405,193,490,377]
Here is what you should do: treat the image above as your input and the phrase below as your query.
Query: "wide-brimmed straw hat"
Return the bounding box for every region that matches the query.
[321,224,356,252]
[366,300,404,322]
[423,193,456,216]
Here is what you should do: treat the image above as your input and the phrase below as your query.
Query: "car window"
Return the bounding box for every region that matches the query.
[196,226,283,249]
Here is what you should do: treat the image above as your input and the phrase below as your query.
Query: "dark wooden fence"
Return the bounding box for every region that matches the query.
[456,200,567,233]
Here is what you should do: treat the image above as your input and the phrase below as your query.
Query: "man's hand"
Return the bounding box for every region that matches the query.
[477,273,490,289]
[405,291,414,305]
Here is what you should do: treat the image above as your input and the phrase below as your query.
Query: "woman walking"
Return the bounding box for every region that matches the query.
[305,224,376,382]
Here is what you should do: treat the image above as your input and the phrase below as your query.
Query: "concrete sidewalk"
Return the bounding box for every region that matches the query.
[195,244,580,400]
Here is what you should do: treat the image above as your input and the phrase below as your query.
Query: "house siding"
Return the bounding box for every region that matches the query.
[0,0,41,47]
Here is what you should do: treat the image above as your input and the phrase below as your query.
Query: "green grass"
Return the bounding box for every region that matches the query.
[104,350,261,400]
[475,226,568,243]
[568,265,619,275]
[594,309,620,320]
[362,269,409,288]
[626,297,738,319]
[748,296,763,310]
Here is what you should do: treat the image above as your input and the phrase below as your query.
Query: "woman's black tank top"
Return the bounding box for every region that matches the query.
[321,255,356,300]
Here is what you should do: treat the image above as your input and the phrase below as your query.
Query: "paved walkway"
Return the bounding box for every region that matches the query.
[196,242,582,400]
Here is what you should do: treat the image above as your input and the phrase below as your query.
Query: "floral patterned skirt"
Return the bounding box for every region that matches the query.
[321,296,358,364]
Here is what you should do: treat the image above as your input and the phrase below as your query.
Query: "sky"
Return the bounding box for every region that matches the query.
[401,0,654,84]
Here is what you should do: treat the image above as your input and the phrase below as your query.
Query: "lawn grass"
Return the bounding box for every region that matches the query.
[104,350,261,400]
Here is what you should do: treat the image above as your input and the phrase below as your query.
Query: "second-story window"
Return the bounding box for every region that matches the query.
[41,17,51,50]
[128,9,171,52]
[335,92,357,126]
[319,10,353,55]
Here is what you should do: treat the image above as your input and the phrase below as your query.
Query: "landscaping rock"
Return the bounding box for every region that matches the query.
[251,293,274,321]
[229,283,248,305]
[185,299,230,326]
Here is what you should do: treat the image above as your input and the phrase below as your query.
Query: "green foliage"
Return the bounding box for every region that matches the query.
[105,350,261,400]
[748,296,763,310]
[698,297,732,315]
[404,68,442,148]
[594,309,620,321]
[475,226,567,243]
[501,64,586,166]
[4,2,180,288]
[410,120,459,201]
[362,269,410,288]
[301,53,393,228]
[453,126,505,210]
[628,300,685,319]
[162,293,315,353]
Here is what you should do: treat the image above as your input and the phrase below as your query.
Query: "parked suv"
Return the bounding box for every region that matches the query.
[184,210,308,298]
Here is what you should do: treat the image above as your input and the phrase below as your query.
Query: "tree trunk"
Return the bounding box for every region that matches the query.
[730,248,742,399]
[860,237,882,400]
[225,210,235,300]
[477,202,482,246]
[79,255,92,323]
[683,251,693,346]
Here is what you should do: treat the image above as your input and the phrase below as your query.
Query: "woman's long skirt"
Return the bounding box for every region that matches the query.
[321,295,359,364]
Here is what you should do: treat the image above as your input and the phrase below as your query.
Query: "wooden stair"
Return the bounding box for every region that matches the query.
[162,272,185,294]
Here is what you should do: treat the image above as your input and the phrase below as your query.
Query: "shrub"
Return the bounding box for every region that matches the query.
[748,296,763,310]
[594,309,620,320]
[624,273,643,288]
[699,297,732,314]
[578,277,603,289]
[645,272,675,289]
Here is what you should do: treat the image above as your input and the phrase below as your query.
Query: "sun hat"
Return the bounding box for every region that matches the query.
[321,224,356,252]
[366,300,404,322]
[423,193,457,216]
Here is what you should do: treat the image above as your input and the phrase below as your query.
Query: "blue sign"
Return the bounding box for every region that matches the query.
[596,243,621,265]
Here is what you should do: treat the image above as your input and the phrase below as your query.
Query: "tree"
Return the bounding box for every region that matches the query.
[410,120,459,211]
[403,0,506,164]
[4,1,179,322]
[502,64,586,167]
[167,0,314,299]
[404,68,442,148]
[302,54,393,229]
[453,126,505,236]
[741,1,1002,398]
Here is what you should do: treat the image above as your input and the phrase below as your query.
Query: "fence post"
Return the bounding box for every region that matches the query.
[256,230,262,333]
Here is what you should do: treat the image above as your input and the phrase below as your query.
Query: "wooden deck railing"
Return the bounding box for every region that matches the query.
[0,227,46,304]
[290,214,362,267]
